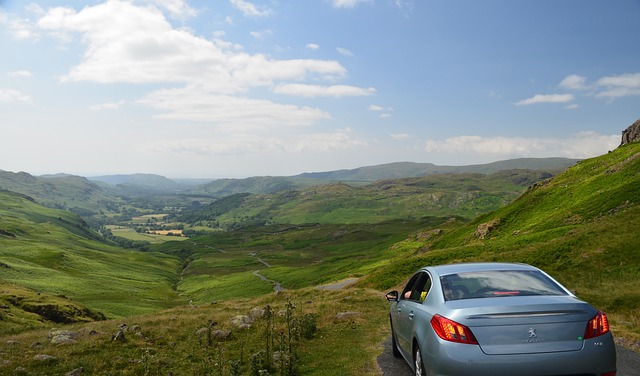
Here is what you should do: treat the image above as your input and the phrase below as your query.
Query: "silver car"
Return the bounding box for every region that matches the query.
[386,262,617,376]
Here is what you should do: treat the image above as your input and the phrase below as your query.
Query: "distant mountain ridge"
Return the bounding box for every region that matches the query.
[88,173,178,188]
[195,157,579,197]
[0,158,578,210]
[295,158,579,181]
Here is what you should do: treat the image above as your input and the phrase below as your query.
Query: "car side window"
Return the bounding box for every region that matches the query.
[401,272,432,302]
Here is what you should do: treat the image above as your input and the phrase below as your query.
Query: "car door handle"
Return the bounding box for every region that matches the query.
[408,312,415,320]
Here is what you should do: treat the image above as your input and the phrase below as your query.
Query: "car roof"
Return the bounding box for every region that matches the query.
[422,262,538,277]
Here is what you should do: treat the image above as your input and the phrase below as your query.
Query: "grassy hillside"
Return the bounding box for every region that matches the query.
[178,170,551,228]
[362,142,640,346]
[154,219,445,303]
[0,190,183,329]
[0,170,120,216]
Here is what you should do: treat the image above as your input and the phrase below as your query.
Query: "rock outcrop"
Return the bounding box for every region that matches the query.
[621,119,640,146]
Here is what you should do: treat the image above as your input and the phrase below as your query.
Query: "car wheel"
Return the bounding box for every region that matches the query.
[414,344,425,376]
[390,323,402,358]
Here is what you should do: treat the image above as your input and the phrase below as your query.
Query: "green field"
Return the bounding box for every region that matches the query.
[106,225,188,244]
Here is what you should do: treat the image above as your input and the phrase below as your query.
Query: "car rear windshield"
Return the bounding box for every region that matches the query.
[440,270,568,301]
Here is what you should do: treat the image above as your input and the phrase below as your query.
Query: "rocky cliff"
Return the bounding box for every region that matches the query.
[621,119,640,145]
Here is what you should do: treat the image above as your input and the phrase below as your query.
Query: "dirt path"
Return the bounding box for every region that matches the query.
[252,269,284,292]
[315,277,359,290]
[249,254,283,292]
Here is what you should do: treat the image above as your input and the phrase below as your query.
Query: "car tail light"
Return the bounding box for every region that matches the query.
[584,311,610,339]
[600,372,616,376]
[430,314,478,344]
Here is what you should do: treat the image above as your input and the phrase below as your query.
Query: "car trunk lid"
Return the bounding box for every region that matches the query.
[449,297,594,355]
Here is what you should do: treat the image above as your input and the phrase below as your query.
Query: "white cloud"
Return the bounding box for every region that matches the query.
[7,70,32,77]
[274,84,375,97]
[146,0,197,19]
[143,134,285,156]
[556,72,640,100]
[595,73,640,99]
[306,43,320,50]
[394,0,415,10]
[514,93,574,106]
[250,29,273,39]
[424,132,619,160]
[143,128,365,157]
[34,1,347,93]
[559,74,588,90]
[7,17,39,40]
[368,104,393,118]
[89,100,126,111]
[336,47,353,57]
[230,0,273,17]
[0,89,32,103]
[368,104,393,112]
[488,90,502,99]
[391,133,410,140]
[331,0,373,9]
[292,128,367,152]
[137,86,331,130]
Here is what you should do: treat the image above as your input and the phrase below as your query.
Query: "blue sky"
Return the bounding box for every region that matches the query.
[1,0,639,178]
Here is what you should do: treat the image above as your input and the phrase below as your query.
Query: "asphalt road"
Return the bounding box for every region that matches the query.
[377,337,640,376]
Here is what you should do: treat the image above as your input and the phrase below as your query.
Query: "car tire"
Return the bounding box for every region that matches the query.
[414,344,425,376]
[390,320,402,358]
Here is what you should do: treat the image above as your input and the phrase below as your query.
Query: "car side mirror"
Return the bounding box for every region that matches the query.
[385,291,399,301]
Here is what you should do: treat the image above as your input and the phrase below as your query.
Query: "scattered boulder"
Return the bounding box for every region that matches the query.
[33,354,57,362]
[621,119,640,146]
[66,367,84,376]
[111,330,126,342]
[195,327,209,337]
[272,350,290,368]
[415,228,442,241]
[49,329,79,345]
[30,342,44,349]
[475,219,500,239]
[250,307,265,319]
[230,315,253,329]
[212,329,232,341]
[335,311,360,320]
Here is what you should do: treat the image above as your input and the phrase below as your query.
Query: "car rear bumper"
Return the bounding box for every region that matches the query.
[422,333,617,376]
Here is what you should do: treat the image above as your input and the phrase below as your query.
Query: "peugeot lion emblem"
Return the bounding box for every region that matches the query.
[528,328,537,338]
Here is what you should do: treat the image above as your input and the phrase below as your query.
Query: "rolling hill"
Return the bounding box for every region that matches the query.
[295,157,578,181]
[0,190,183,330]
[0,170,120,216]
[193,157,578,197]
[176,169,554,228]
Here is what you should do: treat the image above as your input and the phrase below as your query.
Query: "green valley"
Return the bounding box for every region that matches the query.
[0,145,638,375]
